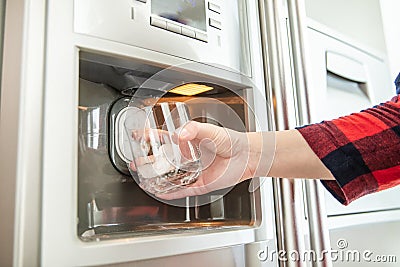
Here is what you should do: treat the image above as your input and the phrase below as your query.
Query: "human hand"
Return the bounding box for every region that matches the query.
[156,121,270,199]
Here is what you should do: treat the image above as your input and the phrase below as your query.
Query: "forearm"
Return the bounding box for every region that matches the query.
[247,130,334,180]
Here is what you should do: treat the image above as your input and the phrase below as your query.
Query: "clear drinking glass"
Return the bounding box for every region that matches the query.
[124,101,201,195]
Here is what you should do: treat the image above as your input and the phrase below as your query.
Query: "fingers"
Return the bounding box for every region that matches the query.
[156,184,207,200]
[176,121,220,142]
[132,128,168,142]
[129,161,136,171]
[155,188,194,200]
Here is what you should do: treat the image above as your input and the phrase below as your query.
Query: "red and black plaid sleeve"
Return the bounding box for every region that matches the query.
[297,95,400,205]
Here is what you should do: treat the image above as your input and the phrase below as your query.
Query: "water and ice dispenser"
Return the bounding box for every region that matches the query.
[77,51,260,240]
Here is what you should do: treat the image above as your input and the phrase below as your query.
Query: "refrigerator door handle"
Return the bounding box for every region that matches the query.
[304,180,333,267]
[286,0,333,266]
[286,0,310,126]
[258,0,291,131]
[325,51,368,83]
[259,0,309,266]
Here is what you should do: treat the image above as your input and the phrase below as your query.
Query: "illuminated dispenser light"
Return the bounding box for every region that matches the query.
[169,83,214,96]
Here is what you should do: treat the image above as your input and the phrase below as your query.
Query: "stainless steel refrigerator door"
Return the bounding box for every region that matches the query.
[38,0,279,266]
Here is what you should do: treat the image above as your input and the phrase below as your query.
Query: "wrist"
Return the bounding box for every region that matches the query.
[244,131,276,180]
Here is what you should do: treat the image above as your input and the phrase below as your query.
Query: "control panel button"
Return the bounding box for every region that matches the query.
[150,16,167,29]
[208,2,221,14]
[209,18,222,30]
[195,31,208,42]
[166,22,182,34]
[181,27,196,38]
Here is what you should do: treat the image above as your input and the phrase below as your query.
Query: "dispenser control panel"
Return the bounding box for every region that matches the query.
[149,0,222,42]
[74,0,250,75]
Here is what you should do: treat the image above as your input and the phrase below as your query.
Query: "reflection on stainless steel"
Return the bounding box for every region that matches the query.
[287,0,311,127]
[79,106,102,149]
[210,195,225,220]
[305,180,333,266]
[88,198,160,229]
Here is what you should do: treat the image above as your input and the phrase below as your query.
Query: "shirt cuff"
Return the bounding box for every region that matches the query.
[296,124,378,205]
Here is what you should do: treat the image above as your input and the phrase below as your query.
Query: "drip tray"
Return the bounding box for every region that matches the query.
[80,220,255,242]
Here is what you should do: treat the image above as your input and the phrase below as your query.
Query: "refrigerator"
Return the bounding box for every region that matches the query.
[0,0,397,266]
